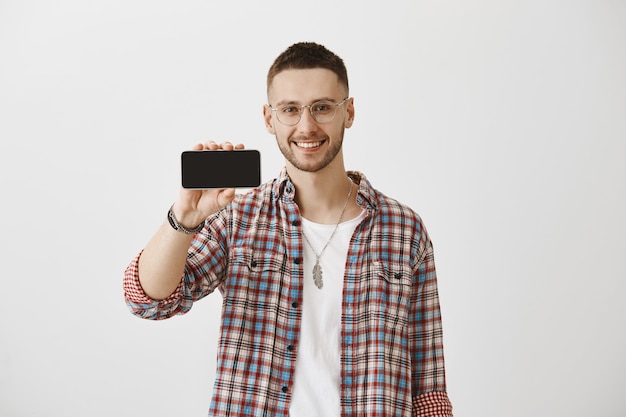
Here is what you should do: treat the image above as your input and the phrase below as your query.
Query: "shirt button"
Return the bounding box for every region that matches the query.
[394,272,402,279]
[281,386,288,393]
[287,344,294,352]
[251,260,258,268]
[294,258,302,264]
[291,302,299,308]
[291,219,300,226]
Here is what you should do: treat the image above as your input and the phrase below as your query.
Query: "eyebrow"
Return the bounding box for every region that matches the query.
[273,97,338,107]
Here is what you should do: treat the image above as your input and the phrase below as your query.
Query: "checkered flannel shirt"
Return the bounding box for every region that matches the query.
[124,169,453,417]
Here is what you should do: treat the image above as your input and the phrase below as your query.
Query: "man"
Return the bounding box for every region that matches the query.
[124,42,453,416]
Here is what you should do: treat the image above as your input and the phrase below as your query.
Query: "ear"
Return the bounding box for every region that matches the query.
[344,97,355,128]
[263,105,276,134]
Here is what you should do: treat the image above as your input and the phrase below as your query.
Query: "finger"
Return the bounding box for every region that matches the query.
[191,143,203,150]
[216,188,236,206]
[234,143,245,150]
[205,141,219,150]
[221,142,234,151]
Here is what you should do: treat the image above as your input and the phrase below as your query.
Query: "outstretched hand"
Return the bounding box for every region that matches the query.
[172,141,245,229]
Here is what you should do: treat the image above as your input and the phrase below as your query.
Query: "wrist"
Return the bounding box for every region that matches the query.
[167,205,205,234]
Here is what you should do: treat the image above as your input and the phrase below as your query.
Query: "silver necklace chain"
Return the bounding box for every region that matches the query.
[301,178,354,289]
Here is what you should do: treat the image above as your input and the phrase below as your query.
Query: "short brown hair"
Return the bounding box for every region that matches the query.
[266,42,349,95]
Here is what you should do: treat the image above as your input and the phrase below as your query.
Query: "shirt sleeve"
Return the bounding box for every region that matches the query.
[413,391,454,417]
[122,251,187,320]
[123,213,230,320]
[410,230,453,416]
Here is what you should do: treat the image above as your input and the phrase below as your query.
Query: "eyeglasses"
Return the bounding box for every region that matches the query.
[268,97,349,126]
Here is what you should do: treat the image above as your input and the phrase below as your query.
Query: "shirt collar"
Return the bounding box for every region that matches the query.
[271,168,378,211]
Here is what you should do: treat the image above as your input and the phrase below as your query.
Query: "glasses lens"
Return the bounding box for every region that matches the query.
[310,101,337,123]
[276,104,301,125]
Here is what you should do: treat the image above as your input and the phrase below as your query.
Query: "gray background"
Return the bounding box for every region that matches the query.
[1,1,624,416]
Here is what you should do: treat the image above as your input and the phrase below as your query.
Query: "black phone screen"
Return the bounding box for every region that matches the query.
[181,150,261,189]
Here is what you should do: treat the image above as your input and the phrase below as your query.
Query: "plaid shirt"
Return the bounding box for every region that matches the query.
[124,169,453,417]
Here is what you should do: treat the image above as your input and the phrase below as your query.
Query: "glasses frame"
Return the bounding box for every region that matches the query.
[268,97,350,126]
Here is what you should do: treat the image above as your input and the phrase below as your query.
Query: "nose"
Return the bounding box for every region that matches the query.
[296,106,318,133]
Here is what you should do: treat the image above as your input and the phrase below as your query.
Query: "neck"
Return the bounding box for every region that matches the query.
[287,164,357,225]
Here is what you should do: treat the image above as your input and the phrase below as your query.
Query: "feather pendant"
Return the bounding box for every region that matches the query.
[312,260,323,289]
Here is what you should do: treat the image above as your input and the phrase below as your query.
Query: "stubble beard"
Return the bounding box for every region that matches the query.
[276,128,344,173]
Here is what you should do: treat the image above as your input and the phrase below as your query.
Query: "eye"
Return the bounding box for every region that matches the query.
[312,102,333,113]
[280,105,299,114]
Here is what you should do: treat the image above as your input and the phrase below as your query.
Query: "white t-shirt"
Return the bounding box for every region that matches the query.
[289,210,366,417]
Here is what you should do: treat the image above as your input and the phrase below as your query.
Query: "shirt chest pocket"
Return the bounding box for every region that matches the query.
[225,247,286,312]
[362,260,413,328]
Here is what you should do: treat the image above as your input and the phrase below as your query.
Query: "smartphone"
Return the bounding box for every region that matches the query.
[181,149,261,189]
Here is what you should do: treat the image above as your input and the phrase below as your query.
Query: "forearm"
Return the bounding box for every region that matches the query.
[137,220,196,300]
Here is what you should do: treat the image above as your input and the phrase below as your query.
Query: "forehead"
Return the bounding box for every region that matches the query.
[268,68,344,103]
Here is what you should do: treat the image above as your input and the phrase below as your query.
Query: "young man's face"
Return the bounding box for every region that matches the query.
[264,68,354,173]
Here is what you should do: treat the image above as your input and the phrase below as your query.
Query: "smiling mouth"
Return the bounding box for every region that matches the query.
[294,140,324,149]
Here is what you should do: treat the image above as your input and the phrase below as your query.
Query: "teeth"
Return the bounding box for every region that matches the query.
[296,141,322,148]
